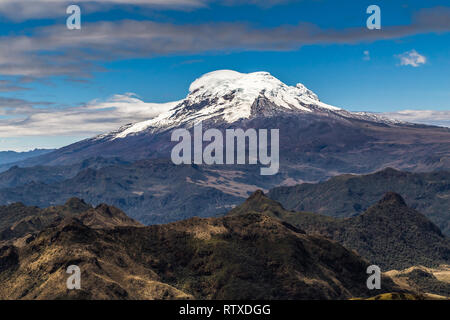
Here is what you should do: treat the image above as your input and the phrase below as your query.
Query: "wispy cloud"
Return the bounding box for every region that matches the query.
[0,93,179,137]
[0,80,29,92]
[396,49,427,67]
[2,97,449,139]
[382,110,450,128]
[0,0,209,20]
[0,6,448,80]
[0,97,51,116]
[0,0,294,20]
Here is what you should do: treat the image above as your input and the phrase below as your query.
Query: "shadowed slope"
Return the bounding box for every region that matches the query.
[0,198,142,244]
[0,199,401,300]
[229,191,450,270]
[269,168,450,236]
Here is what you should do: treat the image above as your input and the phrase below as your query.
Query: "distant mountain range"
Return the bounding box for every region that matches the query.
[0,149,54,166]
[269,168,450,236]
[0,159,243,224]
[0,161,448,234]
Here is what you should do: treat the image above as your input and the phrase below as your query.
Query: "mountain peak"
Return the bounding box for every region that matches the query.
[64,198,92,212]
[185,69,339,122]
[228,189,291,219]
[378,192,407,206]
[111,70,342,139]
[189,70,290,94]
[105,70,403,141]
[247,189,266,200]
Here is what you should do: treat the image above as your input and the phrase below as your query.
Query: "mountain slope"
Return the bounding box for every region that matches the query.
[386,265,450,299]
[268,168,450,236]
[0,157,129,181]
[0,198,142,244]
[0,159,245,225]
[0,200,402,300]
[229,191,450,270]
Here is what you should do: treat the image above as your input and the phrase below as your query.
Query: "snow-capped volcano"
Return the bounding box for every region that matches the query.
[6,70,448,187]
[111,70,344,139]
[186,70,341,120]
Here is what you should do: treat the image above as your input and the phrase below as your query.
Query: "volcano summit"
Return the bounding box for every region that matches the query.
[12,70,449,173]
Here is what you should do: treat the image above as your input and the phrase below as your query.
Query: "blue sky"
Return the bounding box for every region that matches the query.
[0,0,449,151]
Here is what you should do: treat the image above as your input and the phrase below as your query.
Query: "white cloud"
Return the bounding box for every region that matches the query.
[396,49,427,67]
[0,0,208,20]
[382,110,450,127]
[0,0,294,20]
[363,50,370,61]
[0,93,180,137]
